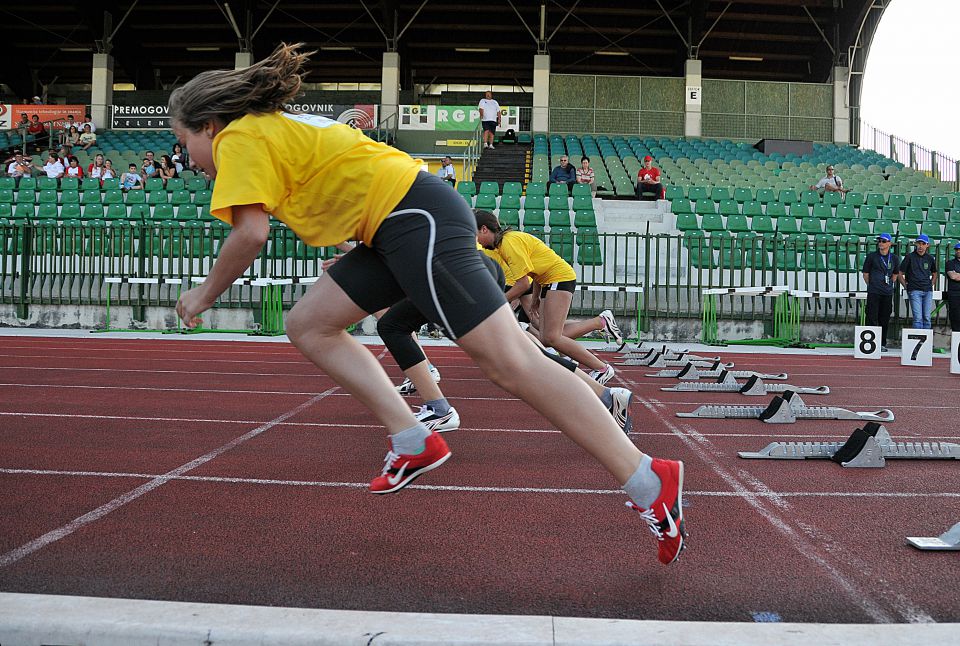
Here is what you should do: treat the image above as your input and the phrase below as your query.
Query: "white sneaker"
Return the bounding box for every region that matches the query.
[608,387,633,433]
[489,144,495,150]
[396,377,417,395]
[414,405,461,432]
[428,364,441,382]
[599,309,624,349]
[589,364,615,386]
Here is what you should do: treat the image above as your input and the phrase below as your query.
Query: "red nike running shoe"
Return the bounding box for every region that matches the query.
[626,458,686,564]
[369,431,451,494]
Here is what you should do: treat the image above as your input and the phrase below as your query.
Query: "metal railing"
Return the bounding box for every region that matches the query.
[3,222,953,330]
[858,119,960,191]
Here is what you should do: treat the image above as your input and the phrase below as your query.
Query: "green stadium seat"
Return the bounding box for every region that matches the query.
[694,199,716,215]
[683,230,714,268]
[170,189,192,206]
[194,190,212,205]
[572,195,593,212]
[59,203,81,219]
[175,204,199,221]
[671,198,693,214]
[81,204,104,219]
[60,190,79,205]
[776,217,800,234]
[548,209,571,228]
[125,190,145,204]
[166,178,185,191]
[945,222,960,239]
[502,182,523,196]
[834,204,856,221]
[901,206,924,222]
[887,193,907,208]
[824,218,847,235]
[881,205,901,221]
[145,177,165,192]
[676,213,699,231]
[38,189,58,204]
[105,203,129,220]
[930,196,952,210]
[17,178,36,191]
[844,191,865,207]
[577,243,603,265]
[571,184,592,198]
[151,204,175,221]
[822,191,842,206]
[0,189,12,204]
[733,187,753,204]
[573,210,597,228]
[847,218,872,237]
[499,208,520,227]
[897,220,919,238]
[36,203,58,219]
[13,203,35,219]
[927,208,948,223]
[687,186,709,201]
[525,182,546,197]
[80,190,101,205]
[909,195,930,209]
[522,209,545,228]
[765,202,788,217]
[128,204,150,220]
[60,177,79,191]
[812,203,832,219]
[475,194,497,210]
[858,205,880,221]
[866,193,885,206]
[81,177,100,191]
[186,177,208,192]
[710,187,731,202]
[800,190,821,206]
[873,219,895,237]
[102,190,123,205]
[718,199,740,216]
[920,222,942,239]
[750,215,775,233]
[756,188,776,204]
[743,201,763,217]
[778,189,799,205]
[664,186,685,201]
[549,238,574,264]
[147,191,168,206]
[800,216,823,234]
[700,213,724,232]
[479,181,500,195]
[524,194,546,210]
[725,213,750,233]
[0,178,15,191]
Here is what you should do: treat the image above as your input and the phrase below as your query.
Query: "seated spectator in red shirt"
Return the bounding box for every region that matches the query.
[64,156,85,180]
[576,156,596,197]
[636,155,663,201]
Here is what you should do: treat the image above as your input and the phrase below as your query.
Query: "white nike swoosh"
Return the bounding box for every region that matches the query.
[387,461,409,487]
[663,502,680,538]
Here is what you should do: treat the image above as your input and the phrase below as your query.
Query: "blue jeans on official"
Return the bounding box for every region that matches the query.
[908,290,933,329]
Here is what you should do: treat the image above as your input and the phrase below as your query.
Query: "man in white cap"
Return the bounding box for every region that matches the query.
[898,234,938,329]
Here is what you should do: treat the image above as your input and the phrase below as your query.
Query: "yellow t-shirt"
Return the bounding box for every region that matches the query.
[492,231,576,286]
[210,112,422,246]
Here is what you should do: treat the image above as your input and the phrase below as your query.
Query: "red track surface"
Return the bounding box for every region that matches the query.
[1,335,958,623]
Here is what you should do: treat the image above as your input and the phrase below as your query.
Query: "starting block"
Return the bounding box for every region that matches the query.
[907,522,960,551]
[616,352,734,369]
[739,422,960,469]
[622,348,709,362]
[662,372,829,395]
[648,362,788,381]
[677,391,895,424]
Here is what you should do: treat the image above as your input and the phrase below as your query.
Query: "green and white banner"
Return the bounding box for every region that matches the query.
[399,105,519,131]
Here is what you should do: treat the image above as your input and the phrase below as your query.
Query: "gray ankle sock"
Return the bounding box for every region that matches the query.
[622,454,662,509]
[425,398,450,415]
[599,388,613,408]
[391,423,431,455]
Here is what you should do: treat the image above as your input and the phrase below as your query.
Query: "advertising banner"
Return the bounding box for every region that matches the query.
[282,103,378,129]
[112,104,170,129]
[5,104,85,130]
[399,105,519,131]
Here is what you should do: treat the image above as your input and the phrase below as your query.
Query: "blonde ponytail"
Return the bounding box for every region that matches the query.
[168,42,313,130]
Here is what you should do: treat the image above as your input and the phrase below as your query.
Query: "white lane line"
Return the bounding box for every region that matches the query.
[0,383,501,398]
[0,366,492,382]
[0,389,337,570]
[3,468,959,498]
[3,412,959,441]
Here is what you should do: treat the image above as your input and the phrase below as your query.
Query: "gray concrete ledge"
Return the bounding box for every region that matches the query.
[0,593,957,646]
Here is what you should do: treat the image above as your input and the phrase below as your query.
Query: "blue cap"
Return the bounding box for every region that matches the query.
[915,233,930,244]
[954,242,960,250]
[876,233,892,242]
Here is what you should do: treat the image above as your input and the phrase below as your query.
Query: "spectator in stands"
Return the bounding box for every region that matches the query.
[171,143,188,173]
[636,155,663,201]
[158,154,179,184]
[16,112,30,132]
[5,153,32,185]
[63,114,77,135]
[64,155,84,180]
[121,163,143,191]
[861,232,900,351]
[898,233,938,330]
[946,242,960,332]
[26,114,46,151]
[87,153,107,181]
[548,155,577,194]
[56,144,73,167]
[436,156,456,187]
[34,153,64,179]
[63,126,80,146]
[78,124,97,151]
[478,90,500,150]
[31,96,43,105]
[101,159,116,181]
[576,155,596,197]
[141,156,158,180]
[809,164,848,194]
[83,113,97,133]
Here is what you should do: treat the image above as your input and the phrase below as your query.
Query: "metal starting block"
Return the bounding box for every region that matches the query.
[622,348,710,362]
[677,391,895,424]
[662,372,830,395]
[648,362,788,381]
[738,422,960,469]
[907,522,960,551]
[616,352,734,369]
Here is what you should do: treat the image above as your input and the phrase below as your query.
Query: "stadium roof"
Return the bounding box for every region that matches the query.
[4,0,882,95]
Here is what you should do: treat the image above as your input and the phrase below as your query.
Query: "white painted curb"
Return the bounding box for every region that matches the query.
[1,594,957,646]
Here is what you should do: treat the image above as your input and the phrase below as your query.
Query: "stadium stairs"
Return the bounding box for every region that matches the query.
[470,143,531,192]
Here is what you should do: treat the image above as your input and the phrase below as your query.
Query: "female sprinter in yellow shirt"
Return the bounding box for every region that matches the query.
[475,211,617,383]
[169,44,686,565]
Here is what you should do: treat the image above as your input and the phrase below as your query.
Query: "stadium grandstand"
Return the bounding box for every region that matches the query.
[1,1,958,644]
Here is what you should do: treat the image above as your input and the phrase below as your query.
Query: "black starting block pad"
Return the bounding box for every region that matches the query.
[622,348,709,362]
[677,391,895,424]
[662,372,829,395]
[647,362,788,381]
[907,522,960,551]
[738,422,960,467]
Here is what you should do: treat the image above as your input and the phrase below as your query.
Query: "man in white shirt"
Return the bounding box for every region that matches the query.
[83,113,97,133]
[437,156,456,186]
[478,91,501,150]
[809,164,848,194]
[35,153,64,179]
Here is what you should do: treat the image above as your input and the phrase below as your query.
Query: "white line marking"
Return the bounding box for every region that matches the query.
[0,389,336,569]
[0,365,492,382]
[3,468,959,498]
